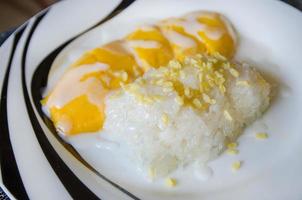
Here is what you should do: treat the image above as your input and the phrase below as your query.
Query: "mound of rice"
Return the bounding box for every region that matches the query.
[102,53,270,177]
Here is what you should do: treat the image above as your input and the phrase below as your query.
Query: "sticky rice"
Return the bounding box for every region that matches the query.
[102,53,271,177]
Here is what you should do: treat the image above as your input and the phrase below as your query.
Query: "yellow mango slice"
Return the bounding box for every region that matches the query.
[159,11,236,58]
[159,21,207,61]
[50,95,105,135]
[126,26,174,71]
[196,13,236,58]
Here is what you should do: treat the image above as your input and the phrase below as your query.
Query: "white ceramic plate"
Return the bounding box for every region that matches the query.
[1,0,302,199]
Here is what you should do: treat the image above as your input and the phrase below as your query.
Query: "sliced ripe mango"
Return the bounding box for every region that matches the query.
[50,95,105,135]
[196,13,236,58]
[159,11,236,58]
[158,20,207,61]
[126,26,174,71]
[72,41,143,89]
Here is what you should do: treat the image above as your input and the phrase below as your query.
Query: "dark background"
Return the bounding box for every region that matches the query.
[0,0,57,32]
[0,0,301,33]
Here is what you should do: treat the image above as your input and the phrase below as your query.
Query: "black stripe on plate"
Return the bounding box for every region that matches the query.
[0,186,10,200]
[0,27,29,200]
[23,1,141,200]
[21,11,100,200]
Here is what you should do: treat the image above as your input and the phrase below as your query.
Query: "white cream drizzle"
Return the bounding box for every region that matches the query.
[169,11,227,41]
[123,41,155,69]
[56,115,72,133]
[137,25,157,31]
[127,40,161,49]
[161,29,196,48]
[45,63,108,113]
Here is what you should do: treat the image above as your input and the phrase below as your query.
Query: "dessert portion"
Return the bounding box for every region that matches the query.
[102,54,270,177]
[41,10,271,179]
[42,11,236,135]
